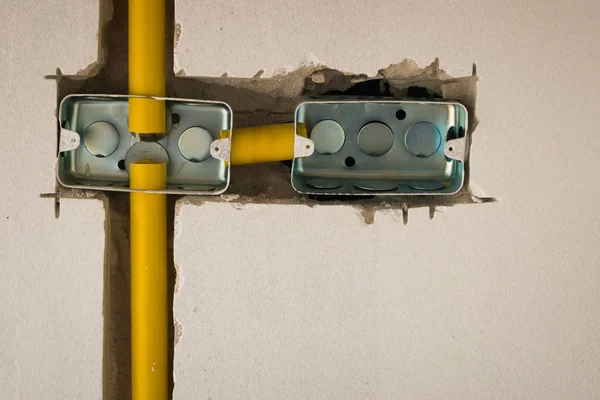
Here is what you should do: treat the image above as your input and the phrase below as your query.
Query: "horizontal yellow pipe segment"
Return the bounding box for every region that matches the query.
[130,161,168,400]
[225,123,308,165]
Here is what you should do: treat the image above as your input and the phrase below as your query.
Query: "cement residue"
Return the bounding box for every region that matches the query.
[47,0,495,398]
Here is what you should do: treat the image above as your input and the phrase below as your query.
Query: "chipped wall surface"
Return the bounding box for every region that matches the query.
[0,0,599,399]
[0,2,103,399]
[173,0,600,399]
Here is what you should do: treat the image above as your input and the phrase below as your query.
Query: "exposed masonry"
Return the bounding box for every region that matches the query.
[42,1,494,399]
[48,2,493,221]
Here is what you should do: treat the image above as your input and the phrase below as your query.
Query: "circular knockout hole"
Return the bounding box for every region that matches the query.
[310,120,345,155]
[404,122,441,158]
[306,179,342,189]
[357,122,394,157]
[179,127,213,162]
[396,109,407,120]
[83,121,120,157]
[117,159,126,170]
[171,113,180,124]
[345,157,356,167]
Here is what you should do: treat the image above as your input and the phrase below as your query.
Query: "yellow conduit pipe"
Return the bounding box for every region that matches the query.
[128,1,168,399]
[224,123,308,165]
[130,162,168,400]
[129,0,166,135]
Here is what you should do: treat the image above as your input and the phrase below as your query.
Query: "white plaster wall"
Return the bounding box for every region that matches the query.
[174,0,600,398]
[0,2,103,399]
[1,0,599,398]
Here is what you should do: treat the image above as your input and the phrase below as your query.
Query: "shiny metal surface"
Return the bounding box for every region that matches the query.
[408,181,446,190]
[178,127,213,162]
[83,121,120,157]
[125,142,169,173]
[404,122,441,158]
[57,94,232,194]
[357,122,394,156]
[292,98,468,196]
[310,120,345,155]
[306,178,342,189]
[354,180,399,191]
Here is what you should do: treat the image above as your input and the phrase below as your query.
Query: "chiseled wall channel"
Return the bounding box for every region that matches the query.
[1,1,599,399]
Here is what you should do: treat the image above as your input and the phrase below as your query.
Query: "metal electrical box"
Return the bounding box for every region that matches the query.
[57,94,232,194]
[292,98,468,195]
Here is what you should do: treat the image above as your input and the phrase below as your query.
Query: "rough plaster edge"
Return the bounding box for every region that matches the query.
[48,58,496,224]
[171,58,495,222]
[47,1,496,221]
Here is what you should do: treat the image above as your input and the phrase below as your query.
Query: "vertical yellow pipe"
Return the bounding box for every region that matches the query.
[129,0,166,135]
[128,1,167,399]
[130,162,168,400]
